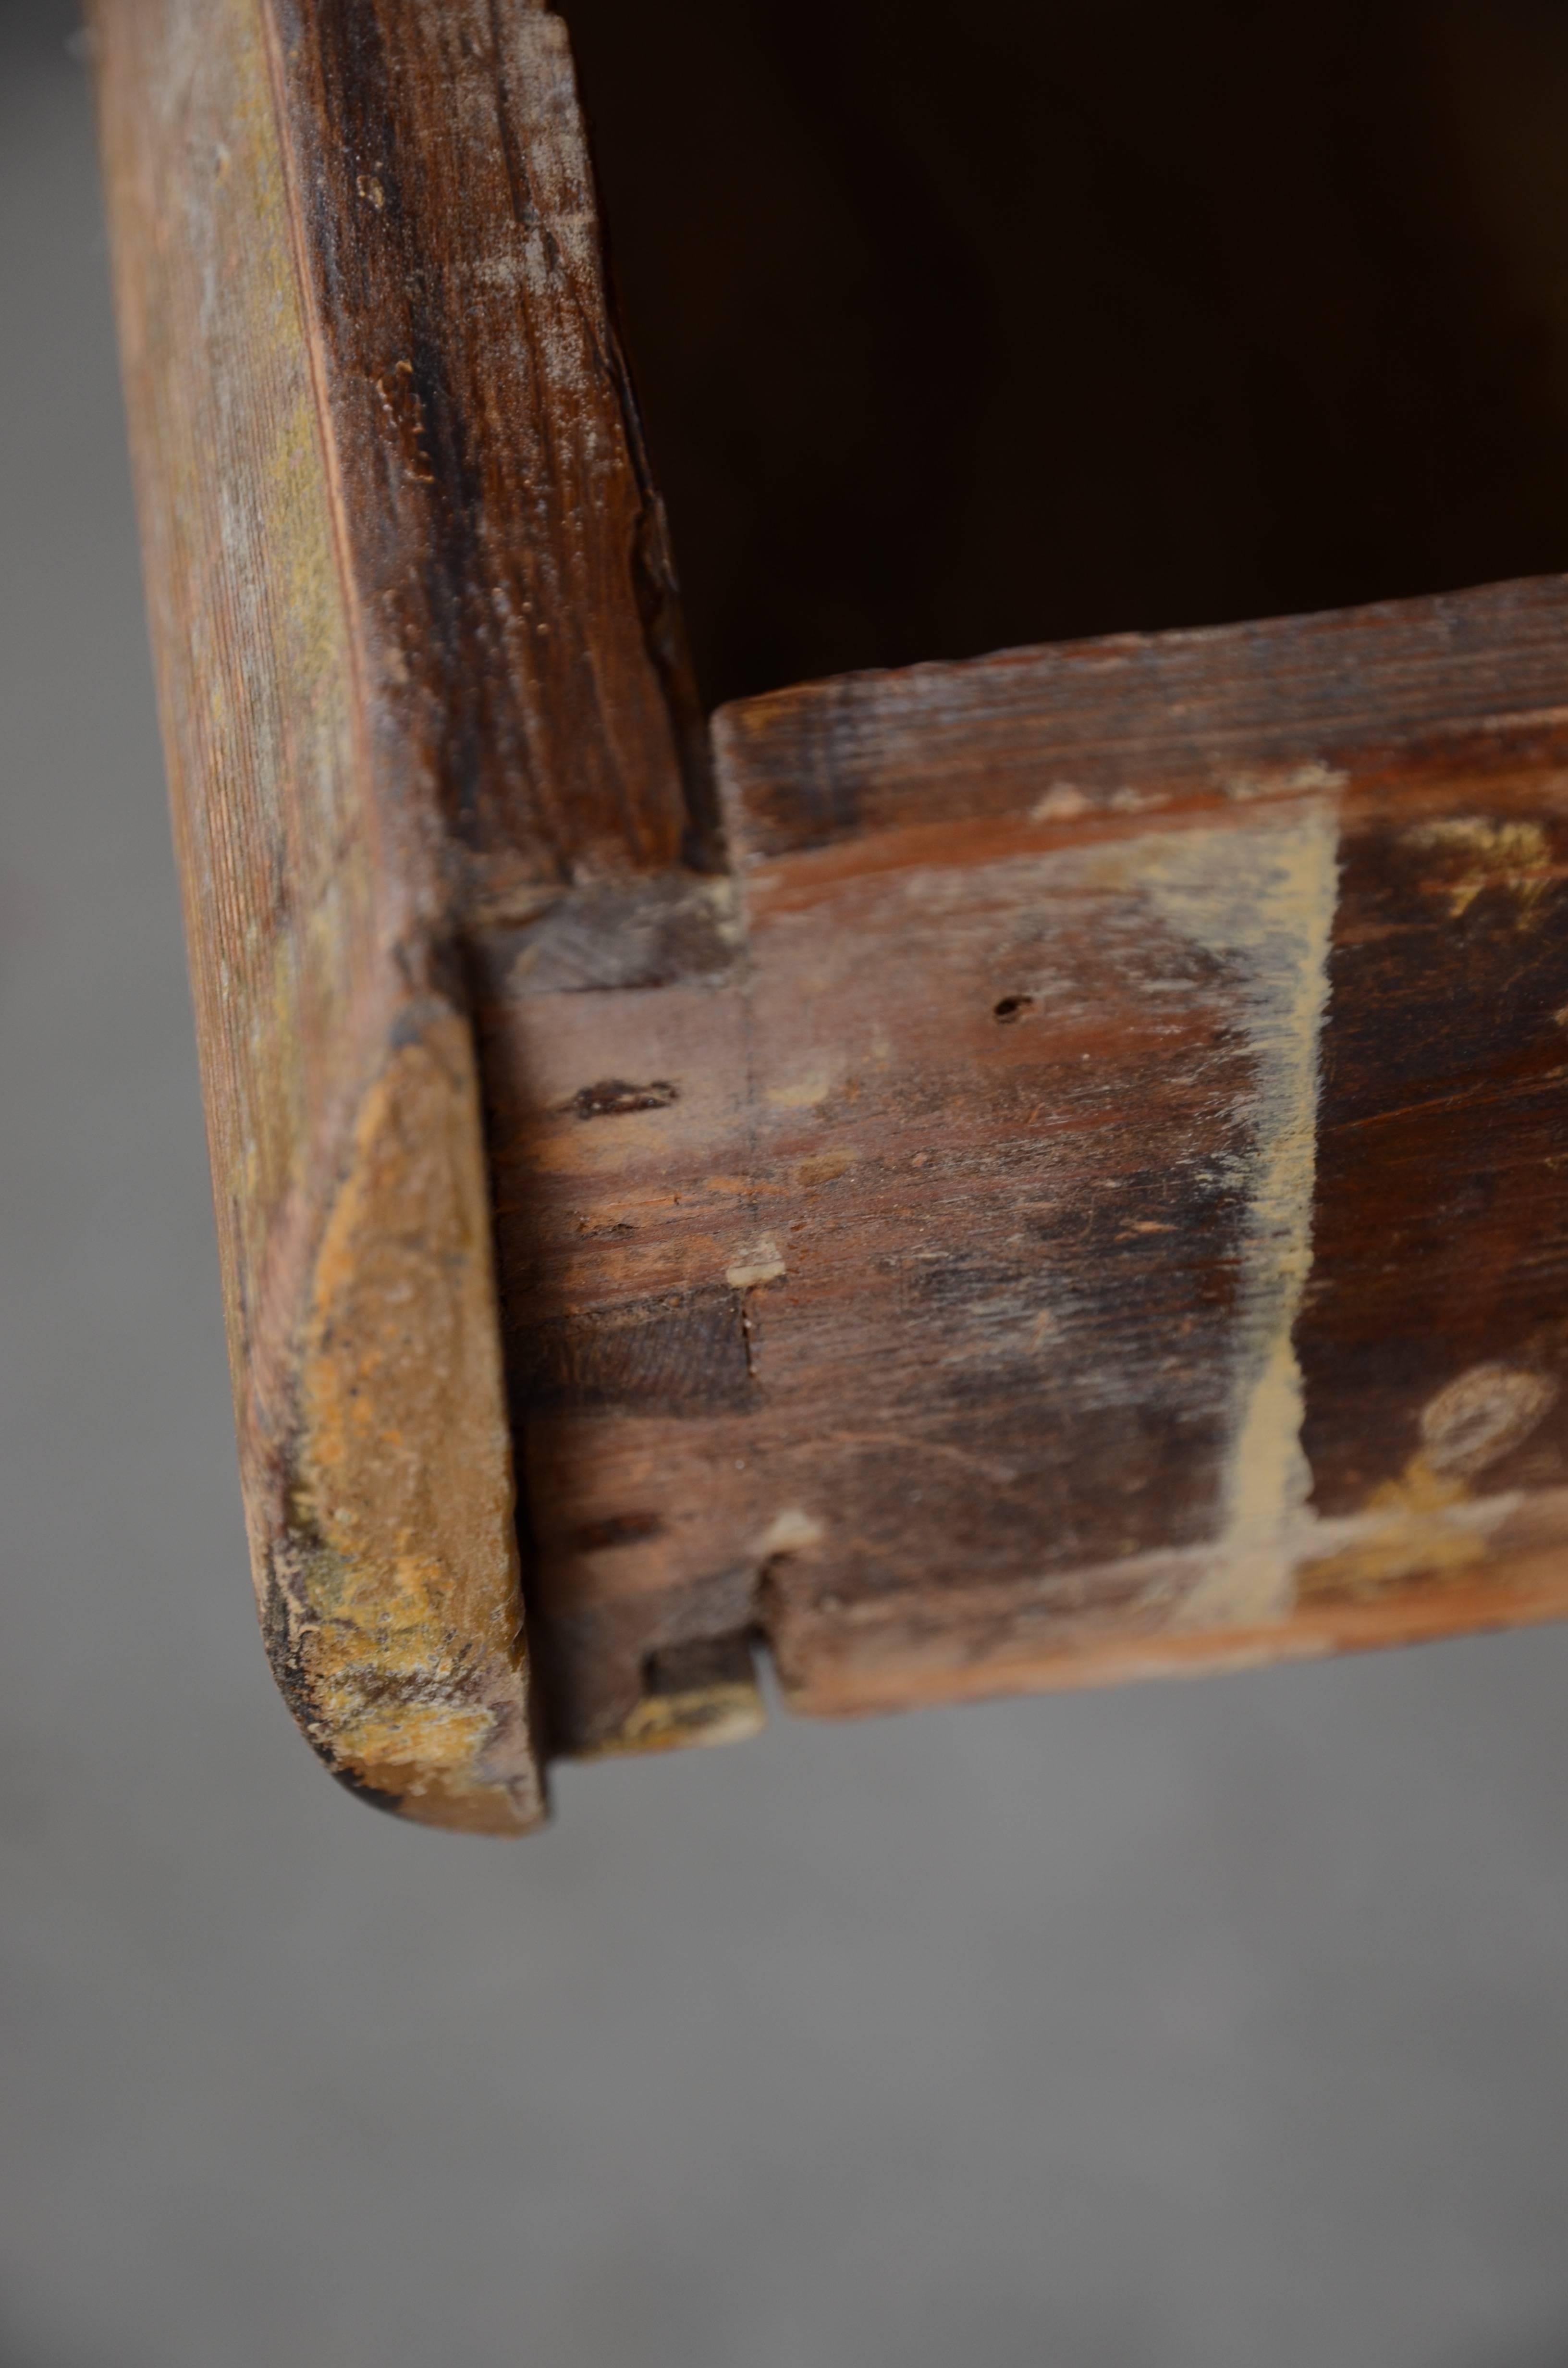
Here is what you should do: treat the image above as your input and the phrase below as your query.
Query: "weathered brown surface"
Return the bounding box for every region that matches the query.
[265,0,713,911]
[91,0,713,1824]
[488,580,1568,1749]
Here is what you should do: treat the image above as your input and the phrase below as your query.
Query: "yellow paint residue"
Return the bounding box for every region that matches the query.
[1224,759,1348,803]
[1298,1362,1558,1604]
[1297,1455,1481,1601]
[1421,1362,1558,1473]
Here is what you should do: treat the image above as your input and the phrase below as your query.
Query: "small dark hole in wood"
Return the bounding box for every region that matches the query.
[566,1508,667,1554]
[568,1077,678,1120]
[993,995,1033,1023]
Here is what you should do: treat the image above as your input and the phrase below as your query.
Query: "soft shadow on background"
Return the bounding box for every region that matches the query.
[4,6,1568,2364]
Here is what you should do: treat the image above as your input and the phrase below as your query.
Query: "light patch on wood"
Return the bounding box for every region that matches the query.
[1403,817,1553,920]
[580,1682,767,1758]
[1031,783,1090,820]
[726,1235,787,1288]
[757,1507,825,1556]
[1134,809,1340,1626]
[1298,1361,1556,1603]
[283,1011,543,1833]
[525,1112,689,1175]
[1224,759,1348,803]
[765,1061,844,1109]
[1297,1458,1490,1599]
[796,1147,858,1188]
[1420,1362,1558,1474]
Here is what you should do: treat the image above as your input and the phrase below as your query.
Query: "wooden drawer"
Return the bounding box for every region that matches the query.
[91,0,1568,1827]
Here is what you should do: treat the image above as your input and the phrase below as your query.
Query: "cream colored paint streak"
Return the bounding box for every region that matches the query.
[1138,808,1340,1626]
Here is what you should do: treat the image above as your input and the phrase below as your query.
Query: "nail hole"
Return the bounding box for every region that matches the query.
[993,995,1034,1022]
[567,1077,678,1119]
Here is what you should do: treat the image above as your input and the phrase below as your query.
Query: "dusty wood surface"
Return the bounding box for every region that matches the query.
[92,0,712,1824]
[488,578,1568,1748]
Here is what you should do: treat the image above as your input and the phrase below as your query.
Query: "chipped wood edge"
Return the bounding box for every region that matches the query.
[260,1006,543,1832]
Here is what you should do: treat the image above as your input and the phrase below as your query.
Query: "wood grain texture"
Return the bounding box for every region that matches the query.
[718,576,1568,859]
[485,580,1568,1749]
[266,0,714,913]
[92,0,707,1823]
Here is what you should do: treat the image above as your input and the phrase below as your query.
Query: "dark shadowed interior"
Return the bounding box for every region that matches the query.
[563,0,1568,709]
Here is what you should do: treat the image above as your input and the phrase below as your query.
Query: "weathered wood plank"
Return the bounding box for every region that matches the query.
[717,577,1568,860]
[93,0,544,1828]
[726,586,1568,1712]
[484,581,1568,1749]
[265,0,715,913]
[93,0,713,1822]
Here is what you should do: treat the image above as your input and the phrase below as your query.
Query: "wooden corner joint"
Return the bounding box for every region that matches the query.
[95,0,1568,1831]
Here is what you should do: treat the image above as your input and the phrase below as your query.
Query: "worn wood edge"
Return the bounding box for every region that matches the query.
[251,0,731,1786]
[570,1680,767,1761]
[259,1004,543,1832]
[765,1536,1568,1721]
[90,0,544,1831]
[711,573,1568,864]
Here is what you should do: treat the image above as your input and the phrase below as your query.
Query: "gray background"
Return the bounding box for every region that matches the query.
[4,7,1568,2363]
